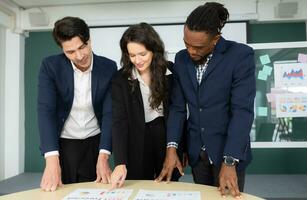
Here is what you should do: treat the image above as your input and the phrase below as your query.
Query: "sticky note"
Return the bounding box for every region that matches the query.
[262,65,273,76]
[298,53,307,63]
[257,70,268,81]
[259,54,271,65]
[258,107,268,116]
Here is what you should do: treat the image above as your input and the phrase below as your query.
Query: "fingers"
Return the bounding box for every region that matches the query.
[96,156,112,184]
[40,169,62,192]
[110,169,126,190]
[155,167,170,182]
[219,178,241,198]
[228,180,241,198]
[96,174,110,184]
[166,168,173,183]
[219,179,227,198]
[176,161,184,176]
[40,177,60,192]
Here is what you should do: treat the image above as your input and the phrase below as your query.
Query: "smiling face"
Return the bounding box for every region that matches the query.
[61,36,92,71]
[127,42,153,75]
[183,26,220,64]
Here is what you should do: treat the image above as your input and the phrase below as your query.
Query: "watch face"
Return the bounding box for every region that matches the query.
[224,156,235,166]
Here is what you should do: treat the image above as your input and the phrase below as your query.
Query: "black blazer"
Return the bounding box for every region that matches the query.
[37,53,117,154]
[111,66,173,178]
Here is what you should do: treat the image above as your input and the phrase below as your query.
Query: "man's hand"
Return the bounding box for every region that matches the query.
[155,147,184,183]
[40,155,62,192]
[218,163,241,198]
[110,165,127,190]
[95,153,112,184]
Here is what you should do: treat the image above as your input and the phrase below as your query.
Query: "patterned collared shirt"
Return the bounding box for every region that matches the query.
[196,54,212,84]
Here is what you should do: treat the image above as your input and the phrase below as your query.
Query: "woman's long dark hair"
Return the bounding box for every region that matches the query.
[120,22,168,110]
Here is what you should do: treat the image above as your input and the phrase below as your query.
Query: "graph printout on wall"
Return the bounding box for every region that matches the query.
[274,61,307,88]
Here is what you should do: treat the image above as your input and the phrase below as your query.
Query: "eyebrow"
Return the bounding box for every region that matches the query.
[129,51,147,56]
[183,39,206,48]
[65,42,87,53]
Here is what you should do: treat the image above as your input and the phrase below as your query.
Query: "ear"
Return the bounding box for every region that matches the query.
[212,34,221,46]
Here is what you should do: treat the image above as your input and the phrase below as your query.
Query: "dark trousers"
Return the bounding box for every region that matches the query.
[59,134,100,184]
[192,150,245,192]
[142,117,180,181]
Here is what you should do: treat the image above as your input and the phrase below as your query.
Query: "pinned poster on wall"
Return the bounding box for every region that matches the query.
[249,41,307,148]
[274,61,307,88]
[276,93,307,118]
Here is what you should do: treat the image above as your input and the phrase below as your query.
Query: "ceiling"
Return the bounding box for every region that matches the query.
[7,0,166,9]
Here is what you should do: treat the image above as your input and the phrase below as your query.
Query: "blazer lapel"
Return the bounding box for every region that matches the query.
[62,58,74,104]
[91,55,98,103]
[186,58,198,91]
[202,37,227,82]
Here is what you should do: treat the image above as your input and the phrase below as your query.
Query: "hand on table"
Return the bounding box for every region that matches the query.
[95,153,112,184]
[110,164,127,190]
[40,155,63,192]
[218,163,241,198]
[155,147,184,183]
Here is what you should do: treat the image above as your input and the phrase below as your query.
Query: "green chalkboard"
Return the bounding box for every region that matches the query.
[246,22,307,174]
[25,22,307,174]
[25,32,61,172]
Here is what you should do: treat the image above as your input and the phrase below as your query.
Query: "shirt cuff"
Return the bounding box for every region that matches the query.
[99,149,111,155]
[167,142,178,149]
[44,151,59,158]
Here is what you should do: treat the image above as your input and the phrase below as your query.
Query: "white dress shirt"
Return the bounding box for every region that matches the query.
[45,55,110,157]
[132,67,172,123]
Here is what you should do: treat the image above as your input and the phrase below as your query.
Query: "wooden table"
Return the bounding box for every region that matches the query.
[0,180,264,199]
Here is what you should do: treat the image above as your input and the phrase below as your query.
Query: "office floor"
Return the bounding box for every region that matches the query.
[0,173,307,199]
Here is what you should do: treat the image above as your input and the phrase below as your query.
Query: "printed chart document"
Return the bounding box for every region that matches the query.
[62,188,133,200]
[133,189,201,200]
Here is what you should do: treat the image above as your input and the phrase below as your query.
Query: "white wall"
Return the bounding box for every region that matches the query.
[91,22,247,66]
[257,0,306,21]
[2,29,25,179]
[0,26,5,181]
[0,4,25,181]
[16,0,307,31]
[19,0,257,31]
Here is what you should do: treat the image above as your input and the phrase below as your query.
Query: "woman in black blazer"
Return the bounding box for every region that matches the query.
[110,23,182,188]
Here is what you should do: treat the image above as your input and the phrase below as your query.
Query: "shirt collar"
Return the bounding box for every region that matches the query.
[131,67,172,81]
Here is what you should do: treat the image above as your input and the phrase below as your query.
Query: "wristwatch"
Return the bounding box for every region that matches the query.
[223,156,238,166]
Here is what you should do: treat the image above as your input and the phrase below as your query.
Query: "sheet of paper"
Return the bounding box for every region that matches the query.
[262,65,273,76]
[259,54,271,65]
[298,53,307,63]
[257,70,268,81]
[274,61,307,87]
[133,189,201,200]
[257,107,268,117]
[62,188,133,200]
[276,93,307,118]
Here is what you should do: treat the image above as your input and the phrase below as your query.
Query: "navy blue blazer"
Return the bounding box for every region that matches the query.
[37,53,117,154]
[167,37,255,171]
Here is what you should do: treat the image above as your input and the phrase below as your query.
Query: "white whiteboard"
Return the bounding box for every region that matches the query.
[90,22,247,67]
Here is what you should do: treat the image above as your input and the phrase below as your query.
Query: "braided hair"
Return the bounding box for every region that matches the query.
[185,2,229,36]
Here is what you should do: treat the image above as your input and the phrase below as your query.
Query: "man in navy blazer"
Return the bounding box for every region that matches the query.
[156,2,255,198]
[37,17,117,191]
